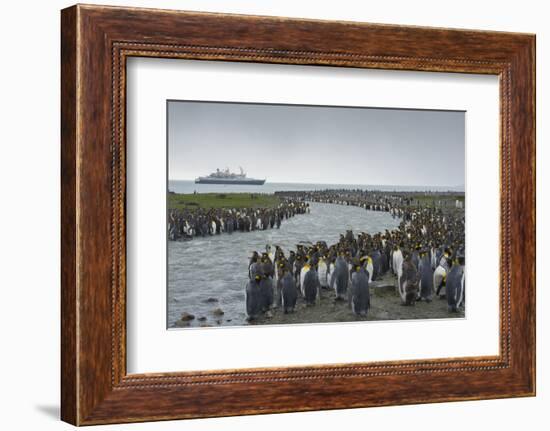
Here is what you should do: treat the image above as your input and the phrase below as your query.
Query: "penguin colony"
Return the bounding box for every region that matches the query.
[245,189,465,321]
[168,200,310,241]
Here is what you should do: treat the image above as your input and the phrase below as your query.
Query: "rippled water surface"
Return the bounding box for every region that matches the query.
[168,202,400,328]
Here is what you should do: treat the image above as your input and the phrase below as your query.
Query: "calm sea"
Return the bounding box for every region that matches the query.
[168,180,463,194]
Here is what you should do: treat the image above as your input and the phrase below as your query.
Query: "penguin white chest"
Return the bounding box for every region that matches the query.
[318,262,328,287]
[366,258,374,283]
[300,266,310,296]
[393,250,404,277]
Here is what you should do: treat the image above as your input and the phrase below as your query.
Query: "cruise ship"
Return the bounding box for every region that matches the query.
[194,167,266,185]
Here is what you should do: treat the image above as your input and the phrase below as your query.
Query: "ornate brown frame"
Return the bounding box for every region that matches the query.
[61,4,536,425]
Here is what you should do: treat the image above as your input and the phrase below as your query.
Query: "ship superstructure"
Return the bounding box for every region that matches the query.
[195,167,266,185]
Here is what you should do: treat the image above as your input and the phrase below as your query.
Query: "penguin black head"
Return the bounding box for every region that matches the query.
[456,248,466,265]
[351,257,362,271]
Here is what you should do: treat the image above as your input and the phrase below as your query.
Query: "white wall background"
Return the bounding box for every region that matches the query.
[0,0,546,429]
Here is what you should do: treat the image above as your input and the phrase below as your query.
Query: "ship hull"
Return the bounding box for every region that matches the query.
[194,178,265,185]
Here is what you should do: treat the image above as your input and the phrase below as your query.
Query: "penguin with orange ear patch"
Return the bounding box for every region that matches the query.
[447,251,465,312]
[418,248,433,302]
[274,260,290,308]
[245,265,263,320]
[400,249,420,306]
[330,252,349,301]
[350,260,370,317]
[360,254,374,283]
[317,256,329,289]
[281,267,298,313]
[303,261,320,306]
[300,258,311,297]
[259,272,274,312]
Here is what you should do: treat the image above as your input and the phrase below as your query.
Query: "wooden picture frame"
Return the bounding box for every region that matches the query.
[61,4,535,425]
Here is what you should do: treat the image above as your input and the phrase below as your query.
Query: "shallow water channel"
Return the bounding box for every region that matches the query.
[168,202,401,328]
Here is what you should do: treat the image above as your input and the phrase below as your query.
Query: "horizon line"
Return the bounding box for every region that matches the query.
[168,178,464,190]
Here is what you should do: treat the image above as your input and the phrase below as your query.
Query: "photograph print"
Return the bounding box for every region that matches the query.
[167,101,466,329]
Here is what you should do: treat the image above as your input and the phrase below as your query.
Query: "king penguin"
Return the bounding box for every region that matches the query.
[330,254,349,300]
[392,245,404,288]
[418,250,434,302]
[280,270,298,313]
[350,264,370,316]
[300,261,311,297]
[317,256,329,289]
[371,250,382,280]
[361,255,374,283]
[303,266,320,305]
[245,267,263,320]
[259,273,274,312]
[399,250,419,306]
[446,254,465,312]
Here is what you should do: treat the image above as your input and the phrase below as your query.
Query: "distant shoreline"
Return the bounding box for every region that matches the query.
[168,179,465,194]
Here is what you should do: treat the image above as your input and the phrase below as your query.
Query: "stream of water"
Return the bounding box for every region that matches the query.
[168,202,401,328]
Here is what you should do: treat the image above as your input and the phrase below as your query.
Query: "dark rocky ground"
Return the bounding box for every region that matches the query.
[172,272,464,328]
[252,272,464,326]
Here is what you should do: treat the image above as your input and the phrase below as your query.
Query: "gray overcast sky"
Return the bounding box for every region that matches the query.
[168,101,464,187]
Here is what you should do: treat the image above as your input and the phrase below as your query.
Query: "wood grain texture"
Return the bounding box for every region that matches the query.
[60,4,536,425]
[60,5,78,425]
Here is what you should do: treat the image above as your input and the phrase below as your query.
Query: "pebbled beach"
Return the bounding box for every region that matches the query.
[172,271,464,329]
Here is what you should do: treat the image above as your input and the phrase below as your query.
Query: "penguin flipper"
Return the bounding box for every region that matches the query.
[457,272,465,308]
[316,283,321,305]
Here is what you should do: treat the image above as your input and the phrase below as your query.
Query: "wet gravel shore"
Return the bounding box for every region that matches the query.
[172,272,464,328]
